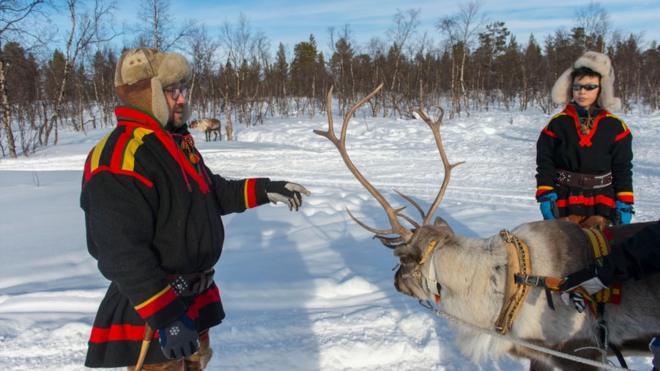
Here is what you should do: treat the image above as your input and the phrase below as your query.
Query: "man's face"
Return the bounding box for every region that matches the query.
[164,84,188,127]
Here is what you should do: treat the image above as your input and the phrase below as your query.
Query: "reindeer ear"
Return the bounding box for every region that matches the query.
[433,216,449,227]
[393,224,450,261]
[434,217,454,236]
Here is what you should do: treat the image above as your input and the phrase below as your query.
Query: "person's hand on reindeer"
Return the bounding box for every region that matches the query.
[266,181,311,211]
[558,257,615,313]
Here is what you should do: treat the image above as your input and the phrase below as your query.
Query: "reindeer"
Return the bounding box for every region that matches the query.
[315,84,660,370]
[190,118,221,142]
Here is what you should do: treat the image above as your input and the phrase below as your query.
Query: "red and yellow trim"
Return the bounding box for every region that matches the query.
[110,128,134,169]
[243,178,258,209]
[90,132,112,172]
[121,127,153,172]
[88,286,222,344]
[84,125,155,187]
[613,120,631,142]
[616,192,634,204]
[89,165,153,187]
[134,286,177,319]
[536,186,554,198]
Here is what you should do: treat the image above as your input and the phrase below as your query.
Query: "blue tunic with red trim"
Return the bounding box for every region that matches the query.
[81,106,270,367]
[535,103,633,219]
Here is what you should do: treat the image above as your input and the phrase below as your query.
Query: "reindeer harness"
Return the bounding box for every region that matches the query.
[496,227,627,368]
[494,230,534,335]
[494,227,624,336]
[417,230,541,335]
[513,227,622,315]
[418,239,443,304]
[419,227,623,337]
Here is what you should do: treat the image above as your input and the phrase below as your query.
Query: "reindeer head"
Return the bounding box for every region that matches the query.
[393,218,455,301]
[314,85,463,302]
[189,119,199,128]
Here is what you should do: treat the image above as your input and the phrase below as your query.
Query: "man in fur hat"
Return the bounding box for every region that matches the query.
[535,51,634,229]
[81,48,310,370]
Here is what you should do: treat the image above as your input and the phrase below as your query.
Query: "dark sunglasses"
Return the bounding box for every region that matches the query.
[572,83,599,92]
[164,85,188,100]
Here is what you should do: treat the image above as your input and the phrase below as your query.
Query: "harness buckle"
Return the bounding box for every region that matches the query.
[515,274,542,287]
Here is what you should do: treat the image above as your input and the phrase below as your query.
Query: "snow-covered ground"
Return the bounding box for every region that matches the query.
[1,106,658,370]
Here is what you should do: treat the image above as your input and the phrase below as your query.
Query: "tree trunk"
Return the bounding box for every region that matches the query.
[0,52,17,158]
[521,63,528,111]
[47,59,72,145]
[189,70,196,117]
[224,100,233,141]
[459,49,469,117]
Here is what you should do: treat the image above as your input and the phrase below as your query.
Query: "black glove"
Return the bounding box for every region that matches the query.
[158,313,200,359]
[266,181,310,211]
[559,258,615,312]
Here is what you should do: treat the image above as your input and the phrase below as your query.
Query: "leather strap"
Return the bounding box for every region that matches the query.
[555,169,612,190]
[494,230,532,335]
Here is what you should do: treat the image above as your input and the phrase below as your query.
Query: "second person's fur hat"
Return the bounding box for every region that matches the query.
[551,51,621,112]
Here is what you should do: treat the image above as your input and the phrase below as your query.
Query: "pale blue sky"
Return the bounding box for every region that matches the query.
[165,0,659,47]
[52,0,660,56]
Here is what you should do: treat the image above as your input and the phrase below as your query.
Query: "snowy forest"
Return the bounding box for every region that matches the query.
[1,0,659,159]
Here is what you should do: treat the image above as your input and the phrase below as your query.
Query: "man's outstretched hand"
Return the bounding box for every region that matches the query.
[266,181,311,211]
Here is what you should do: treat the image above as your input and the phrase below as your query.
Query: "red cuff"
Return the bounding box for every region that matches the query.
[243,178,258,209]
[535,186,554,198]
[616,192,634,204]
[134,286,177,319]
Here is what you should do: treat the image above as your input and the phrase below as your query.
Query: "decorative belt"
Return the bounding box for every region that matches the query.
[167,268,215,297]
[555,169,612,190]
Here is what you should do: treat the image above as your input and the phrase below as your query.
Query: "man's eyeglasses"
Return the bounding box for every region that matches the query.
[164,86,188,100]
[572,83,599,92]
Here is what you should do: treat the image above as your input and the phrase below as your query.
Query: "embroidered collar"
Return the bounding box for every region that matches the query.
[114,106,209,193]
[564,104,608,147]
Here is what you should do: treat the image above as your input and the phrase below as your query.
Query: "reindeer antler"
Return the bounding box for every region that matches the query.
[315,86,464,248]
[314,84,414,247]
[413,107,465,225]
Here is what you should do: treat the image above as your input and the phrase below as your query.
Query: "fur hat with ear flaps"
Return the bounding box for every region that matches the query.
[551,51,621,112]
[114,48,192,126]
